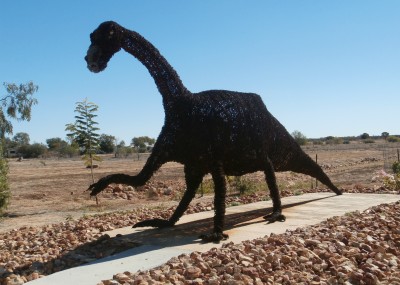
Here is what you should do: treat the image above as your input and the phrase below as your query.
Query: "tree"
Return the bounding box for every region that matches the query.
[115,140,133,158]
[99,134,116,154]
[382,132,389,141]
[46,137,77,158]
[0,81,38,214]
[131,136,155,153]
[46,137,65,150]
[360,133,370,140]
[12,132,30,146]
[115,140,126,157]
[66,98,101,183]
[58,143,79,158]
[291,130,307,146]
[0,82,38,137]
[3,137,17,153]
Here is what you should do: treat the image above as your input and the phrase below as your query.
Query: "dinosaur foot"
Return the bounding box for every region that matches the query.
[263,211,286,223]
[133,218,173,229]
[334,187,343,195]
[199,232,229,243]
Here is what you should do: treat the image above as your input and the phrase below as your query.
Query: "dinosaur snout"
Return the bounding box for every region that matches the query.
[86,61,101,73]
[85,45,103,72]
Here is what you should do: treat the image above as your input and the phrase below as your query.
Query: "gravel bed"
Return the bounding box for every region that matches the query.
[99,201,400,285]
[0,186,398,284]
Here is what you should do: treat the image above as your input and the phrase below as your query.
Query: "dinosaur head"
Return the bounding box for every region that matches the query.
[85,21,122,73]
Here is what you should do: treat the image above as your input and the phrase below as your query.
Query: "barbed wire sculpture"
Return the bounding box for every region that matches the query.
[85,21,342,242]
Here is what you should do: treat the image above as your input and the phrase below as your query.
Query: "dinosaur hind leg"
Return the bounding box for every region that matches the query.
[263,157,286,223]
[200,162,229,243]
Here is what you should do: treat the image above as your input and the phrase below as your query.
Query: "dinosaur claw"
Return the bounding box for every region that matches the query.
[199,232,229,243]
[263,211,286,223]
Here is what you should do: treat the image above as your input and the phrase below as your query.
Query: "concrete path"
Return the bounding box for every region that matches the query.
[28,193,399,284]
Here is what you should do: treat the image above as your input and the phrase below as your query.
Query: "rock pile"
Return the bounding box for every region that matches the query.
[101,181,185,200]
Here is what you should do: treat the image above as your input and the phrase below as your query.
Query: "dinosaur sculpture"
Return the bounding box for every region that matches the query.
[85,21,342,242]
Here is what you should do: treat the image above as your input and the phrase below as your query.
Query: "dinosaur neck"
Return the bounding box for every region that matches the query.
[121,28,189,105]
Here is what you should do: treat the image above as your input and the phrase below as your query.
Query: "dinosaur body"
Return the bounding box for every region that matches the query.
[85,21,341,242]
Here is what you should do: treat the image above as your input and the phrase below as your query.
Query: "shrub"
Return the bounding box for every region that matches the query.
[393,161,400,174]
[363,139,375,144]
[198,179,214,195]
[375,169,400,191]
[387,136,400,143]
[383,174,400,191]
[198,176,261,196]
[325,137,343,145]
[230,177,258,195]
[312,140,323,145]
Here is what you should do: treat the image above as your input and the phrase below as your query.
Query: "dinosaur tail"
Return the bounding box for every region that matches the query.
[289,152,342,195]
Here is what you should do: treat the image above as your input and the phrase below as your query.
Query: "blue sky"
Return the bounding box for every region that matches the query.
[1,1,399,144]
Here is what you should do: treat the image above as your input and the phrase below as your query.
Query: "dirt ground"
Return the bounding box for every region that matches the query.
[1,141,398,233]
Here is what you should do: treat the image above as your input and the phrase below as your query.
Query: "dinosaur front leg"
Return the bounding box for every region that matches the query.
[263,158,286,223]
[134,166,203,229]
[200,162,229,243]
[88,173,138,196]
[88,150,165,196]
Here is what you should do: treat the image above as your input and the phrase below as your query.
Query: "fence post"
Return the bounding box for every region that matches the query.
[398,148,399,162]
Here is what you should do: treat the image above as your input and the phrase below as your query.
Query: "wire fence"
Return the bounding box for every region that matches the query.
[303,141,400,173]
[382,145,400,172]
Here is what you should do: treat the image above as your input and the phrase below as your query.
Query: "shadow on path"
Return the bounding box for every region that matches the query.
[18,193,336,277]
[86,193,337,265]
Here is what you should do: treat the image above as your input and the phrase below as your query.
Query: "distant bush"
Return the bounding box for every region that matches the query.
[58,144,79,158]
[387,136,400,143]
[18,143,47,158]
[360,133,370,140]
[115,146,133,158]
[325,137,343,145]
[292,130,307,146]
[363,139,375,144]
